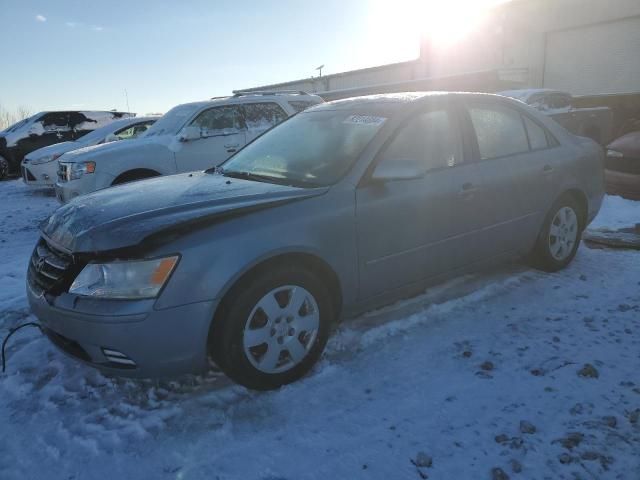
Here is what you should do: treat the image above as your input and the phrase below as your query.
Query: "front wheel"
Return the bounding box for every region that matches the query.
[530,197,582,272]
[210,265,333,390]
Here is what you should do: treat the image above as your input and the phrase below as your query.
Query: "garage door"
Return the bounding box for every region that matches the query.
[544,16,640,95]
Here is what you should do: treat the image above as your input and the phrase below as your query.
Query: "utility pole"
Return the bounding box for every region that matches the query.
[315,64,324,77]
[124,89,131,113]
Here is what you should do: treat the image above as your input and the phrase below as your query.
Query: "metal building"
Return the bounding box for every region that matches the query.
[240,0,640,100]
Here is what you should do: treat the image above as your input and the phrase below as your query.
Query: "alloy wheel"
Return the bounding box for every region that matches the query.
[548,206,578,261]
[242,285,320,374]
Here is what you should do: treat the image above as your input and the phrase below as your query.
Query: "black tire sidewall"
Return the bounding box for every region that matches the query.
[0,156,8,180]
[211,265,333,390]
[533,197,582,272]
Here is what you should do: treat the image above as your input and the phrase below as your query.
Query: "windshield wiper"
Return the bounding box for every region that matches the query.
[217,169,318,188]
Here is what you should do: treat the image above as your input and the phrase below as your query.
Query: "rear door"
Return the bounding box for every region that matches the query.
[460,99,561,256]
[241,102,289,143]
[174,105,246,171]
[355,101,484,299]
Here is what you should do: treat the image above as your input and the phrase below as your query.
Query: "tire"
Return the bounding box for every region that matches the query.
[530,196,583,272]
[209,264,333,390]
[0,156,9,180]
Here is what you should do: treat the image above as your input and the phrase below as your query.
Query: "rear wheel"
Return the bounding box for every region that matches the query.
[209,265,333,390]
[0,156,9,180]
[530,197,582,272]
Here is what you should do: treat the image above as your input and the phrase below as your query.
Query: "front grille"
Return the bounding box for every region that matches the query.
[605,156,640,175]
[57,162,70,183]
[28,238,77,295]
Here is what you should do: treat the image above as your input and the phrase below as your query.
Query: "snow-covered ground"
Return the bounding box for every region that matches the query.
[1,179,639,480]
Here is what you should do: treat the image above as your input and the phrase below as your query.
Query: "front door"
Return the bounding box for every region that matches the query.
[355,105,482,299]
[174,105,246,172]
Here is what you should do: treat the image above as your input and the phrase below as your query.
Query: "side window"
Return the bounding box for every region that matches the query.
[381,109,460,171]
[243,102,288,132]
[191,106,244,137]
[468,104,529,160]
[523,116,549,150]
[288,100,321,113]
[40,112,70,132]
[548,94,571,109]
[115,121,154,140]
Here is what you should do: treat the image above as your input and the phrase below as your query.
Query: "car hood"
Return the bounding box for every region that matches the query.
[59,137,137,161]
[608,131,640,156]
[59,135,173,162]
[24,141,78,161]
[42,171,329,253]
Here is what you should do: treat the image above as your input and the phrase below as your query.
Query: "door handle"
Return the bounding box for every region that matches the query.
[459,182,477,197]
[225,143,239,153]
[542,164,554,175]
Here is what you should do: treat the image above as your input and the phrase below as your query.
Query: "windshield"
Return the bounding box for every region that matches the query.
[73,119,132,146]
[2,113,41,133]
[220,109,386,187]
[143,104,199,137]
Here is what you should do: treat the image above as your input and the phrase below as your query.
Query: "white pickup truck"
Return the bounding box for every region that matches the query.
[55,91,323,203]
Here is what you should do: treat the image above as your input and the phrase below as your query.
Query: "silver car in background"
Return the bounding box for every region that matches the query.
[27,92,604,390]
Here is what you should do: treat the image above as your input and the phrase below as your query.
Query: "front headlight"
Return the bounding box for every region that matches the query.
[30,153,62,165]
[606,149,624,158]
[69,161,96,180]
[69,256,179,299]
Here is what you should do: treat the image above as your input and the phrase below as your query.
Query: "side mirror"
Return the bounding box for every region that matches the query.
[104,133,119,143]
[178,125,202,142]
[371,158,426,182]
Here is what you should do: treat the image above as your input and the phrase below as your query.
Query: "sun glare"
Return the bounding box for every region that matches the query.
[367,0,504,63]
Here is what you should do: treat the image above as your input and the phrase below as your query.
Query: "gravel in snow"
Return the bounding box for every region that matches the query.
[1,179,639,479]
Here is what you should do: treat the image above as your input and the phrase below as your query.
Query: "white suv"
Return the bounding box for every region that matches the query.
[55,91,323,203]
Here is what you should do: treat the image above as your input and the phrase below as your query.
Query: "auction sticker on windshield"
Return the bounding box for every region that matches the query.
[343,115,387,126]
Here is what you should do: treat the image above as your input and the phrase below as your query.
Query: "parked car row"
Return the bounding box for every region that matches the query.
[21,116,158,187]
[54,90,324,202]
[25,91,605,390]
[0,110,133,179]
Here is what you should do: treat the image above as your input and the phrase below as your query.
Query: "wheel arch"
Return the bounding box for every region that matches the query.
[556,188,589,230]
[112,168,161,185]
[212,250,344,326]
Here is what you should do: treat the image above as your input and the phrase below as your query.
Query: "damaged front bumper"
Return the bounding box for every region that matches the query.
[27,283,217,378]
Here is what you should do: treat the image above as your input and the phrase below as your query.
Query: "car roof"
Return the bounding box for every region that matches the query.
[498,88,568,102]
[309,91,505,114]
[180,92,324,111]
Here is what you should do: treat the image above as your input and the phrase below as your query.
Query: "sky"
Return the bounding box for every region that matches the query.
[0,0,502,115]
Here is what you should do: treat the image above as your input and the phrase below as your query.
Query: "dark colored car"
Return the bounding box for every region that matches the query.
[28,92,604,390]
[0,110,132,178]
[605,131,640,199]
